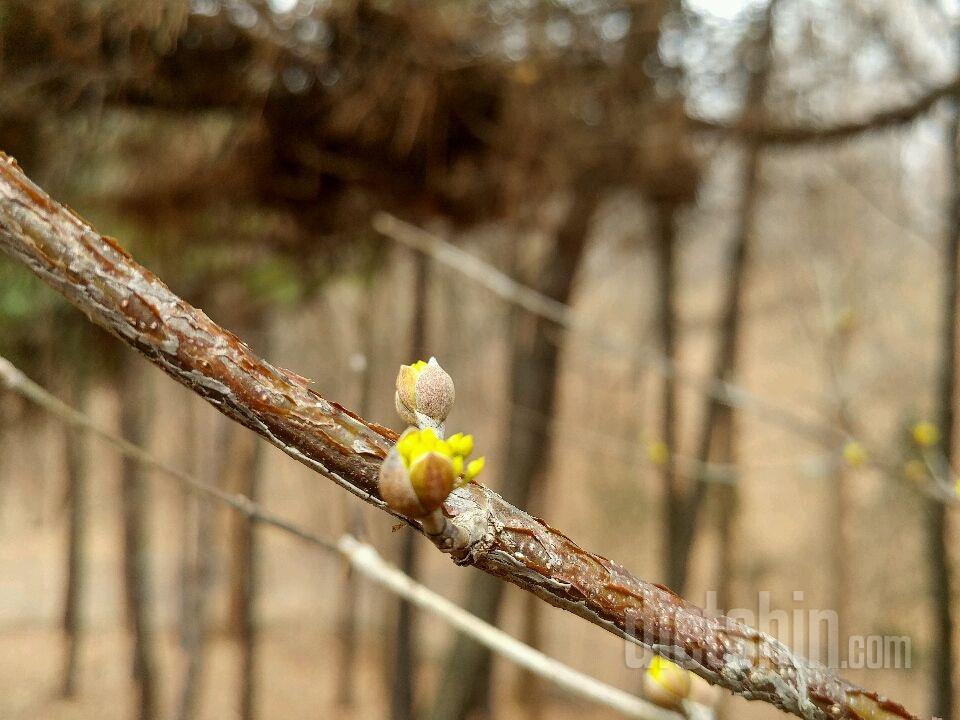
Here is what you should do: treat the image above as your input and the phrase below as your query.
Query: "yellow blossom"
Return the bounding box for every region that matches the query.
[911,421,940,448]
[842,441,867,468]
[395,428,484,484]
[647,440,669,466]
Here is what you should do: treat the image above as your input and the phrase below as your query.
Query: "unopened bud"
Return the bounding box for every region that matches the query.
[395,357,455,432]
[642,656,692,711]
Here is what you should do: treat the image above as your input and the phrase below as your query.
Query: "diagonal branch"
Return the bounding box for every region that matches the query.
[690,76,960,146]
[0,152,921,720]
[0,353,674,720]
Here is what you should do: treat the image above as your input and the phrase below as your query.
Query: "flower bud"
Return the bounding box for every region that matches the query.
[378,428,485,520]
[378,446,426,518]
[395,357,455,432]
[642,656,691,711]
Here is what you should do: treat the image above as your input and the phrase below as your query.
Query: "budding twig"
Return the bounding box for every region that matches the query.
[0,352,675,720]
[0,153,923,720]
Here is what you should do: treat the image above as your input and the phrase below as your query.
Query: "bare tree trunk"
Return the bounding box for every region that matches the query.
[429,189,599,720]
[929,94,960,720]
[713,414,737,612]
[60,362,89,698]
[235,427,264,720]
[175,409,228,720]
[391,249,430,720]
[824,305,854,642]
[669,1,776,597]
[118,352,158,720]
[336,285,376,711]
[653,202,686,591]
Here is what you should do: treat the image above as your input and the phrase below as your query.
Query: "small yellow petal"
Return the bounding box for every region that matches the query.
[452,456,464,477]
[466,457,485,480]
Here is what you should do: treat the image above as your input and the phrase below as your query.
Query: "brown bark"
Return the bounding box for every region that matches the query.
[118,352,158,720]
[430,189,601,720]
[0,152,924,720]
[59,362,89,698]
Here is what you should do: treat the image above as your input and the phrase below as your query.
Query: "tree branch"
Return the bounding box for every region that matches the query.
[0,352,675,720]
[0,152,921,720]
[690,76,960,146]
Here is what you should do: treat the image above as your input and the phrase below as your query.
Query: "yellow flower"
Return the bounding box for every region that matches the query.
[647,440,669,466]
[380,428,485,519]
[842,441,867,468]
[643,656,691,710]
[395,428,484,484]
[911,421,940,448]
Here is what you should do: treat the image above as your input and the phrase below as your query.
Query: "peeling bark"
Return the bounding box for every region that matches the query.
[0,153,923,720]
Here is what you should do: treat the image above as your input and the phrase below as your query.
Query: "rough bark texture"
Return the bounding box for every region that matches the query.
[60,364,89,698]
[0,153,924,720]
[118,351,158,720]
[430,189,600,720]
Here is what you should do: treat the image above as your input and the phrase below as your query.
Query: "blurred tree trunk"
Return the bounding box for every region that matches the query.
[671,0,776,597]
[59,361,89,698]
[429,189,599,720]
[176,407,228,720]
[234,427,265,720]
[393,250,429,720]
[929,92,960,720]
[118,352,158,720]
[228,325,268,720]
[825,300,854,642]
[337,284,376,711]
[654,203,685,591]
